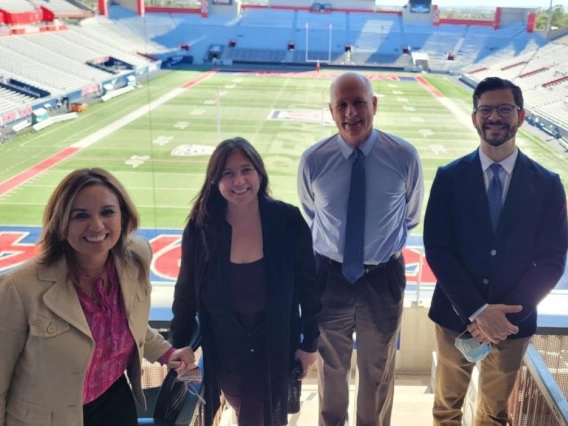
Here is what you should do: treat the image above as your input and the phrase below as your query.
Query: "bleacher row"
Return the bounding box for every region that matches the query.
[463,34,568,129]
[0,22,156,117]
[1,0,87,14]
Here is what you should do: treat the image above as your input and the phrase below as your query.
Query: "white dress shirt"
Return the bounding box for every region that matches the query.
[469,147,519,322]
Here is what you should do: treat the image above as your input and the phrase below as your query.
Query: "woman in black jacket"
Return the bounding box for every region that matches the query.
[170,137,321,426]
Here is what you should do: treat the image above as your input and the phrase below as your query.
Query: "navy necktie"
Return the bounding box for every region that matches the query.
[342,148,366,283]
[487,163,503,233]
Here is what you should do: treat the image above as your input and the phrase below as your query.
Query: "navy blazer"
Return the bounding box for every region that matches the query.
[424,149,568,338]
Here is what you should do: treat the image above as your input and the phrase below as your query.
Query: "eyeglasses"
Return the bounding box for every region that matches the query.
[474,104,521,118]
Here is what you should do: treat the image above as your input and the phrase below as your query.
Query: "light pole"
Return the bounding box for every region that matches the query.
[546,0,562,32]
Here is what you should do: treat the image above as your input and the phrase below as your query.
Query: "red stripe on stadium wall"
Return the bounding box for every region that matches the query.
[0,147,81,198]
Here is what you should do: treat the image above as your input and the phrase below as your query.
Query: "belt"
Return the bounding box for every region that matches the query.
[329,251,402,274]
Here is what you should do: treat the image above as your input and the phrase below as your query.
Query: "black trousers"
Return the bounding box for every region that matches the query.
[83,374,138,426]
[316,253,405,426]
[217,370,264,426]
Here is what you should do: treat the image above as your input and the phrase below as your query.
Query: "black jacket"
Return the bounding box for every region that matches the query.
[170,196,321,426]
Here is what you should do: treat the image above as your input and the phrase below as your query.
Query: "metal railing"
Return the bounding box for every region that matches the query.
[508,335,568,426]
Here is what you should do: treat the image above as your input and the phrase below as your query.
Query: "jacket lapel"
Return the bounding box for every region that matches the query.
[41,258,92,339]
[462,151,494,238]
[115,254,138,320]
[495,150,535,239]
[259,197,278,284]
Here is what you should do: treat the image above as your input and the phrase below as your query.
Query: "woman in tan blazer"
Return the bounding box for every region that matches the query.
[0,168,194,426]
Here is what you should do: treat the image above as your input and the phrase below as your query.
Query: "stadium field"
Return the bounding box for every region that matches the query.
[1,68,568,290]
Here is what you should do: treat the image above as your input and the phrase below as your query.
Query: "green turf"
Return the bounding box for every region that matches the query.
[1,70,567,233]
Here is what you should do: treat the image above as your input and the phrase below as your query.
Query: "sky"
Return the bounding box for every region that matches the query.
[379,0,566,8]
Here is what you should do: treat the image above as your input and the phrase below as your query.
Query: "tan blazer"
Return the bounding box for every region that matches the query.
[0,236,172,426]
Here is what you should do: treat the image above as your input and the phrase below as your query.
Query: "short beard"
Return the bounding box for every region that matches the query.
[477,125,517,148]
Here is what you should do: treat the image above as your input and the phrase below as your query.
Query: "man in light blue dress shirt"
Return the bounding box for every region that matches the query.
[298,72,424,426]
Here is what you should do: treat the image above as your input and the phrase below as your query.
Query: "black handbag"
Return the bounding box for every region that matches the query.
[287,360,303,414]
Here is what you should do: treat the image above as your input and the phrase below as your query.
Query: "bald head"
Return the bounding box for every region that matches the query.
[330,72,374,103]
[328,72,377,147]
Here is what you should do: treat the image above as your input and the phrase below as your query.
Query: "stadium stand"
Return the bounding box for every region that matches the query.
[0,35,113,81]
[30,0,87,14]
[0,0,37,12]
[77,17,172,56]
[463,34,568,130]
[0,44,90,93]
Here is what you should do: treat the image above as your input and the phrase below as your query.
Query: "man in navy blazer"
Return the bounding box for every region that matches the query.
[424,77,568,426]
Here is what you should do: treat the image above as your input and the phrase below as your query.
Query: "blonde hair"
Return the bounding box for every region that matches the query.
[38,168,148,285]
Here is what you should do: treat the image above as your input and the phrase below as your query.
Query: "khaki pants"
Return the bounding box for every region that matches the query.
[433,324,530,426]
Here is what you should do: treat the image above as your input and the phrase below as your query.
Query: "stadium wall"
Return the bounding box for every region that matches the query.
[144,6,200,14]
[114,0,142,15]
[438,18,495,27]
[98,0,108,16]
[402,6,431,24]
[1,10,43,26]
[269,0,309,7]
[537,27,568,41]
[210,1,239,16]
[499,7,532,26]
[330,0,375,10]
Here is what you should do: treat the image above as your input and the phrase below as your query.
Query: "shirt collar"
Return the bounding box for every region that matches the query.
[337,130,377,159]
[478,147,518,175]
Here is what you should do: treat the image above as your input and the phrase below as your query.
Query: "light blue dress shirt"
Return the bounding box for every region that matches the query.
[298,129,424,265]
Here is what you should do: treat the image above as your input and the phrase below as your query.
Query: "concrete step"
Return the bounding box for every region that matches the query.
[220,376,434,426]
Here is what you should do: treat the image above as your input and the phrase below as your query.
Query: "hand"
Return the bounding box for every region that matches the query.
[475,304,522,344]
[467,322,492,345]
[167,347,196,374]
[294,349,317,380]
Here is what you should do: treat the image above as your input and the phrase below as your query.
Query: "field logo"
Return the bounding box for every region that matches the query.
[269,109,334,126]
[0,231,39,272]
[171,144,215,157]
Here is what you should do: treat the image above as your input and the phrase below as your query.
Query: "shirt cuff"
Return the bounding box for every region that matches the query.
[469,304,489,322]
[158,347,176,366]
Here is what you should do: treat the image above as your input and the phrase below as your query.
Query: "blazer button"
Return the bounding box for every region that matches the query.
[482,279,489,285]
[47,324,56,334]
[490,250,497,256]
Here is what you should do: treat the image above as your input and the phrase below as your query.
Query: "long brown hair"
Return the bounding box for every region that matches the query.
[189,137,270,256]
[37,168,148,284]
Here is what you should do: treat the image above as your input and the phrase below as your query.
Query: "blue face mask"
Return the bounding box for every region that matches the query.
[454,331,492,363]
